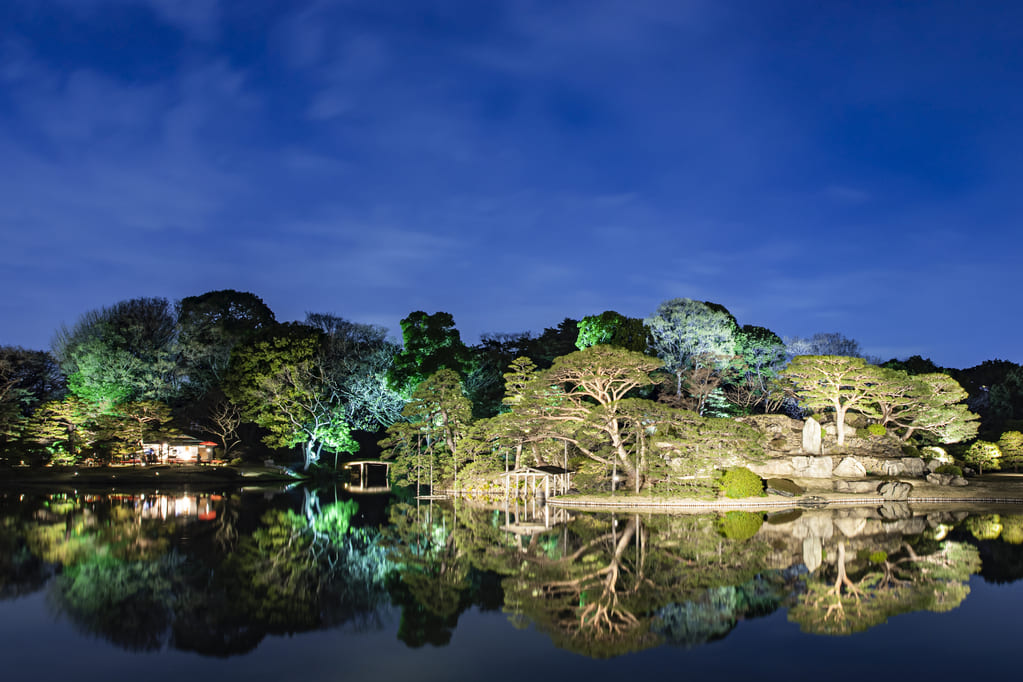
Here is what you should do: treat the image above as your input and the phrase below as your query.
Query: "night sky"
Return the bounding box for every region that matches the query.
[2,0,1021,369]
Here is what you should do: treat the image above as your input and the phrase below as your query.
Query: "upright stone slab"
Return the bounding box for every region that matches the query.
[802,417,822,455]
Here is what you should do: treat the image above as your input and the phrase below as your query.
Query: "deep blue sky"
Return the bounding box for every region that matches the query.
[2,0,1021,369]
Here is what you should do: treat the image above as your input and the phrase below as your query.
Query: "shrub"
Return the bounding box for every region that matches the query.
[964,440,1002,474]
[717,511,764,541]
[934,464,962,477]
[867,423,886,437]
[719,467,766,499]
[901,444,922,457]
[856,427,871,438]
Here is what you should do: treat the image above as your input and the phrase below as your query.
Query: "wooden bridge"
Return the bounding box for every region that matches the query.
[342,460,391,494]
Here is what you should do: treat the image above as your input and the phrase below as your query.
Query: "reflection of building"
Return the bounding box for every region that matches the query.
[141,434,217,464]
[343,460,391,494]
[124,493,221,522]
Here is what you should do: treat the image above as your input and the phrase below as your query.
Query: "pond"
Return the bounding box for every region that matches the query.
[1,485,1022,681]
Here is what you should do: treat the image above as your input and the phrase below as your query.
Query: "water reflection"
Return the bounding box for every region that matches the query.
[2,488,1023,659]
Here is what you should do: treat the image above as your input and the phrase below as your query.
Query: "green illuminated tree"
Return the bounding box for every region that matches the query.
[224,323,357,470]
[386,311,473,394]
[575,311,650,353]
[725,325,787,412]
[52,297,178,409]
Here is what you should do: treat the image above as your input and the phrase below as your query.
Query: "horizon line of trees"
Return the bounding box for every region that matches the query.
[2,290,1021,481]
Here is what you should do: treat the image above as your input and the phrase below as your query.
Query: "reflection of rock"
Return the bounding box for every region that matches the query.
[803,536,823,572]
[833,516,867,538]
[833,479,878,494]
[802,418,823,455]
[791,513,834,540]
[833,458,867,477]
[878,502,913,520]
[766,478,805,497]
[877,481,912,500]
[792,456,833,478]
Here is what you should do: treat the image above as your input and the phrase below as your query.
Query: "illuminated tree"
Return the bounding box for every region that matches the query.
[389,369,473,486]
[52,297,178,408]
[575,311,650,353]
[725,325,787,412]
[885,373,979,444]
[997,431,1023,472]
[224,323,356,470]
[306,313,405,430]
[386,311,473,394]
[782,355,881,445]
[784,332,863,359]
[963,440,1001,475]
[0,347,64,446]
[645,298,738,397]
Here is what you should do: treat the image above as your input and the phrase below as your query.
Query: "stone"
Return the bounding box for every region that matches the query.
[926,459,942,473]
[802,417,822,455]
[900,458,926,477]
[834,516,867,538]
[766,478,805,497]
[792,456,833,478]
[881,460,905,476]
[877,480,913,500]
[833,457,867,477]
[748,459,795,478]
[926,473,953,486]
[803,536,823,572]
[951,476,969,486]
[833,479,877,494]
[878,502,913,520]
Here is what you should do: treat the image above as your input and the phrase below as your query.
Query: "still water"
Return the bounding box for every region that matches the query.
[1,485,1022,681]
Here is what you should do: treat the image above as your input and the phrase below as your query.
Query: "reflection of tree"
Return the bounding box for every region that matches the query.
[788,538,980,635]
[383,502,471,646]
[51,553,183,651]
[0,516,51,600]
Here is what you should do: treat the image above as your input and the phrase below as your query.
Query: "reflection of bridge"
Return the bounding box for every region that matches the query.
[342,460,391,494]
[500,496,574,538]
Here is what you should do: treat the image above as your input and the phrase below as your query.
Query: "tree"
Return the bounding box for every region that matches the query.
[224,323,356,470]
[536,346,663,490]
[885,373,979,444]
[386,311,473,394]
[997,431,1023,472]
[0,347,65,446]
[782,355,880,445]
[177,290,275,398]
[200,395,243,460]
[726,325,787,412]
[784,332,863,359]
[964,440,1001,475]
[111,401,175,461]
[394,369,473,486]
[575,311,650,353]
[53,297,178,408]
[645,299,738,397]
[306,313,405,431]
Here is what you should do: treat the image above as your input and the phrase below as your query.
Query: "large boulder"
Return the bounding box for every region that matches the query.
[833,457,867,477]
[877,480,913,500]
[833,479,877,494]
[792,456,833,478]
[749,459,795,478]
[926,473,954,486]
[900,458,926,477]
[802,417,823,455]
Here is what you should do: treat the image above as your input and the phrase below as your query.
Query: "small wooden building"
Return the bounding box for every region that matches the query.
[141,435,216,464]
[501,465,572,500]
[343,460,391,494]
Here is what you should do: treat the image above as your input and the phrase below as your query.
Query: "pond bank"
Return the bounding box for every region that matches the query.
[543,473,1023,513]
[0,464,304,489]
